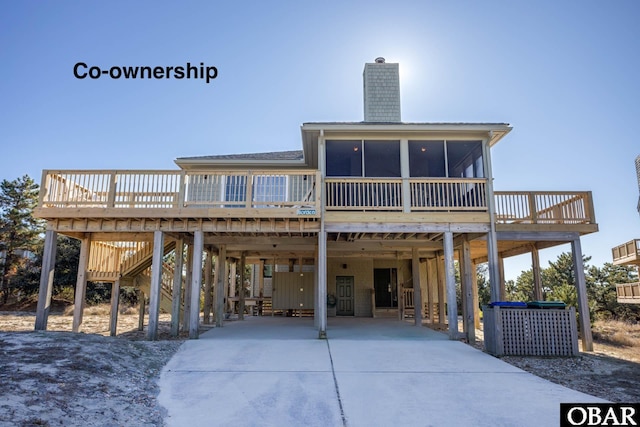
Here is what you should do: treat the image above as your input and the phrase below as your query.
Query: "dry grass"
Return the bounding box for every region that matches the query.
[61,303,139,317]
[592,319,640,348]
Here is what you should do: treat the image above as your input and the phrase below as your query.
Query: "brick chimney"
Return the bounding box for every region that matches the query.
[363,57,401,122]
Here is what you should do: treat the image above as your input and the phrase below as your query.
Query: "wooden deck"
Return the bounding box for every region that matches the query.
[35,170,597,232]
[36,169,321,219]
[612,239,640,266]
[616,282,640,304]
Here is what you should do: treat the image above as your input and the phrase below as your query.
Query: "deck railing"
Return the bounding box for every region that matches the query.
[494,191,595,224]
[410,179,487,211]
[616,282,640,303]
[325,178,403,210]
[325,178,487,211]
[38,170,596,226]
[88,241,150,279]
[612,239,640,264]
[39,169,319,212]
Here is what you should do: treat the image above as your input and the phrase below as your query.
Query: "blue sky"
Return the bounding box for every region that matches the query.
[1,1,639,280]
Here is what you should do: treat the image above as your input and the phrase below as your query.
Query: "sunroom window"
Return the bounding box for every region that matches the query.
[446,141,484,178]
[409,140,483,178]
[326,140,362,177]
[326,140,401,177]
[408,140,446,177]
[364,140,401,177]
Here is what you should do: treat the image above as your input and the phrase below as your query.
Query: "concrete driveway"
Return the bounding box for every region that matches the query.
[158,317,605,427]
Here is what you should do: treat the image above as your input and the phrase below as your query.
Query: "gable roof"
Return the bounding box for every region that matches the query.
[177,150,304,162]
[174,122,512,170]
[175,150,307,170]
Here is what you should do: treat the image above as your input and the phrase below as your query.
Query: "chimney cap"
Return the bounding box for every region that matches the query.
[374,57,385,63]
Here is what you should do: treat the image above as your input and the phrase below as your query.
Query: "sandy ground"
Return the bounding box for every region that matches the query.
[0,308,639,426]
[0,310,184,427]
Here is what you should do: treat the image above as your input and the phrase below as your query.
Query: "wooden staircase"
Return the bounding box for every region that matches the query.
[136,262,177,314]
[86,239,180,313]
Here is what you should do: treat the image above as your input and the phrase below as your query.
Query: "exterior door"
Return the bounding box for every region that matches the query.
[336,276,355,316]
[374,268,397,308]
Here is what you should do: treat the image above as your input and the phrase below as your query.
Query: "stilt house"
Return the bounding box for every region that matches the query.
[33,58,598,350]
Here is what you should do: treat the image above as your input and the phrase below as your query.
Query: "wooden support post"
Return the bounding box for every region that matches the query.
[248,261,255,299]
[137,288,145,331]
[486,230,501,303]
[484,137,502,304]
[109,279,120,337]
[258,259,265,298]
[471,262,480,329]
[72,235,91,333]
[147,230,164,340]
[215,245,226,327]
[203,248,213,324]
[444,231,458,339]
[314,249,319,326]
[426,258,436,323]
[189,230,203,339]
[571,237,594,351]
[531,244,543,301]
[318,131,327,332]
[182,244,193,333]
[498,253,506,301]
[171,238,184,337]
[412,248,422,326]
[224,257,230,311]
[212,253,219,320]
[228,260,237,314]
[461,237,475,344]
[238,252,246,320]
[35,230,57,331]
[437,255,446,324]
[318,230,327,338]
[400,139,411,213]
[271,257,276,317]
[459,250,468,335]
[396,254,403,320]
[259,259,265,316]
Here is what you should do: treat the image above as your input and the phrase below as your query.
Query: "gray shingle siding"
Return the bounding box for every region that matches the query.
[363,62,401,123]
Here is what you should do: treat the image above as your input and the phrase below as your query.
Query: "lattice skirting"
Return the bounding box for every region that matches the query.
[483,306,579,356]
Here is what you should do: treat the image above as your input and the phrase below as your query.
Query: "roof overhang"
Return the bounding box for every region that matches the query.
[301,122,512,148]
[176,122,511,170]
[174,158,309,170]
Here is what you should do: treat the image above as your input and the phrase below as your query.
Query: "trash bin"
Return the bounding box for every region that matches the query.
[526,301,566,309]
[488,301,528,308]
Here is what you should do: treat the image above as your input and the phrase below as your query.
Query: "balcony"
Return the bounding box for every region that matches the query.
[612,239,640,265]
[324,178,487,212]
[35,170,597,230]
[494,191,596,225]
[616,282,640,304]
[35,169,320,220]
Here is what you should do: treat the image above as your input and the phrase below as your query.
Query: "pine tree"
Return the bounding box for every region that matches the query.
[0,175,43,304]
